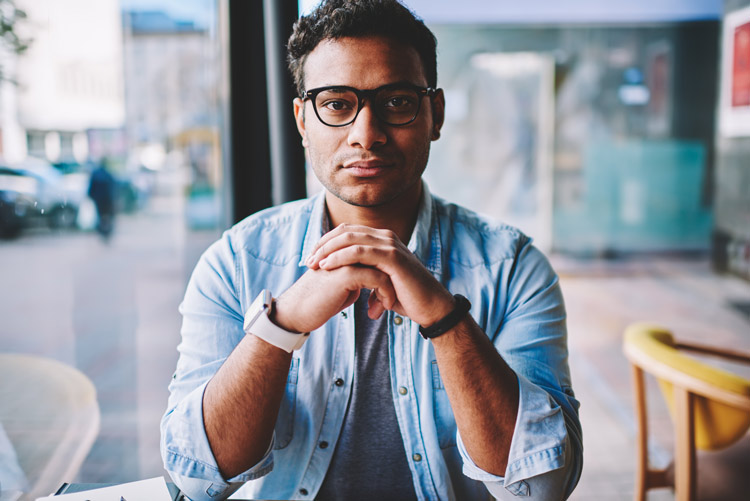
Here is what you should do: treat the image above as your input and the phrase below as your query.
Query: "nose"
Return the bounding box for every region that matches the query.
[347,100,387,150]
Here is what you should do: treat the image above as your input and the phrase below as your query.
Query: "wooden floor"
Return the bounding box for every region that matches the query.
[556,255,750,500]
[2,193,749,499]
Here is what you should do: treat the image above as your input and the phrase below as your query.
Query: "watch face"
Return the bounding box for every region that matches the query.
[243,290,271,333]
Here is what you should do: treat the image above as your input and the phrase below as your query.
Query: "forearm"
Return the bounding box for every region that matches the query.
[203,333,292,479]
[430,315,519,475]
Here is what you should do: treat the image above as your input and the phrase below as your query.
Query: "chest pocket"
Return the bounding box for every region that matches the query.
[274,357,299,450]
[432,360,457,449]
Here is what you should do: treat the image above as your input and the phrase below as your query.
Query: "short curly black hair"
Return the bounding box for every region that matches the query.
[287,0,437,96]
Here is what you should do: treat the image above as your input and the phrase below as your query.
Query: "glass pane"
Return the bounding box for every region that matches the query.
[0,0,227,493]
[426,24,717,255]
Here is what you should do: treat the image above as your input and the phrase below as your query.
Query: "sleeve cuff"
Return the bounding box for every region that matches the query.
[457,372,568,496]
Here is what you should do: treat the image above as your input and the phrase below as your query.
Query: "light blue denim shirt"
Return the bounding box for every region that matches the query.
[161,183,582,500]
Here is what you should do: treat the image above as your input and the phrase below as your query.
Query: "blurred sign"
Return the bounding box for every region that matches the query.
[720,5,750,137]
[732,21,750,107]
[646,41,672,136]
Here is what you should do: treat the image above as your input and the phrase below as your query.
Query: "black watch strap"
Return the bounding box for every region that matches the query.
[419,294,471,339]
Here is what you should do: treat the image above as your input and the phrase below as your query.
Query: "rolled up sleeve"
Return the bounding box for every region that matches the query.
[160,380,275,500]
[160,234,276,500]
[457,373,582,499]
[458,237,583,499]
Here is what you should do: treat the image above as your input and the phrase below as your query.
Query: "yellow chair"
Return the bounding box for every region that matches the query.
[0,353,100,499]
[623,323,750,501]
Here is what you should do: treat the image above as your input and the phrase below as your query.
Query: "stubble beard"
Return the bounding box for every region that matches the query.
[308,141,432,209]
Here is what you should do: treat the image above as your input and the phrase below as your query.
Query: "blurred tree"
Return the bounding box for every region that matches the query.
[0,0,29,81]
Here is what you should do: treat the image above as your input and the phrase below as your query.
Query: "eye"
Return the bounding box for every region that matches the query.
[316,89,357,114]
[321,99,352,111]
[384,95,414,108]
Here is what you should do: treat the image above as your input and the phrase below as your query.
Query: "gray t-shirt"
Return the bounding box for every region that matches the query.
[316,290,417,500]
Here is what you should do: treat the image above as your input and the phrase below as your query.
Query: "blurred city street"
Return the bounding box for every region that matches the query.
[2,188,749,498]
[0,190,219,484]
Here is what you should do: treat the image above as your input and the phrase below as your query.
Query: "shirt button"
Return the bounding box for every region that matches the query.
[398,386,408,395]
[319,441,329,449]
[394,316,403,325]
[334,378,344,387]
[300,488,309,496]
[413,453,422,462]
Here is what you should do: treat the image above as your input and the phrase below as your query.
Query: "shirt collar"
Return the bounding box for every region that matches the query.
[299,190,328,267]
[298,181,442,275]
[407,181,441,274]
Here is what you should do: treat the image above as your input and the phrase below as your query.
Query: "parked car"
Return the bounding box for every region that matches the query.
[0,190,31,238]
[0,159,87,232]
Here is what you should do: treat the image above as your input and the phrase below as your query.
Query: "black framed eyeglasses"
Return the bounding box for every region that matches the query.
[301,83,438,127]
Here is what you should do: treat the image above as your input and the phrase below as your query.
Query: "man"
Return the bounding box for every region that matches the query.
[87,160,117,240]
[161,1,582,499]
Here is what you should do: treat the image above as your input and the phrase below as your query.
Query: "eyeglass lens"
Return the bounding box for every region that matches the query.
[313,87,422,126]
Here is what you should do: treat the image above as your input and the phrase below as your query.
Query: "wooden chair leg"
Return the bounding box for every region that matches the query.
[674,386,696,501]
[632,365,649,501]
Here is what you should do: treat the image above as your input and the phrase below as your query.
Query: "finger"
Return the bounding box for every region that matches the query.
[307,230,381,269]
[341,288,361,311]
[369,291,405,320]
[307,224,365,260]
[368,298,385,319]
[345,266,397,311]
[368,289,378,310]
[307,225,397,268]
[318,244,399,273]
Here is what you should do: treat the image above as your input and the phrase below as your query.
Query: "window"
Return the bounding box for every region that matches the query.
[0,0,227,489]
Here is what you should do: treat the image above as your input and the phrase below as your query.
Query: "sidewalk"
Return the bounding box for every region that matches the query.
[554,254,750,500]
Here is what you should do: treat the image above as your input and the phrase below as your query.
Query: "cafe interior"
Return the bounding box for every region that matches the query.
[1,0,749,499]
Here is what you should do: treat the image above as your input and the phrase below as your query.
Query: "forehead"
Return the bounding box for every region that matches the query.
[302,36,427,90]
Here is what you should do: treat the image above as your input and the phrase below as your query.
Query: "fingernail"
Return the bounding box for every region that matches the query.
[305,254,314,265]
[319,258,327,267]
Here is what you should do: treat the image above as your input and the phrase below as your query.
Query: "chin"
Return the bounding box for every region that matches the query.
[336,187,400,208]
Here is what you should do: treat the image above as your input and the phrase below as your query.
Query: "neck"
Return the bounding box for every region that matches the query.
[324,183,422,244]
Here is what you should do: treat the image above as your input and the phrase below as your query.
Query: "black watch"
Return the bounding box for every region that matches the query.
[419,294,471,339]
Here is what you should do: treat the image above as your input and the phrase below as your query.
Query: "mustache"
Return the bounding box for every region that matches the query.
[338,154,398,167]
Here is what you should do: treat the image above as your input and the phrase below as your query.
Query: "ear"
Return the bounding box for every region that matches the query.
[430,89,445,141]
[293,97,309,147]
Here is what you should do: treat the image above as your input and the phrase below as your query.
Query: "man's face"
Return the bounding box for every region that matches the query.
[294,36,444,208]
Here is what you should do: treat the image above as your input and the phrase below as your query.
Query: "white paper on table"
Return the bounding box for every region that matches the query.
[35,477,173,501]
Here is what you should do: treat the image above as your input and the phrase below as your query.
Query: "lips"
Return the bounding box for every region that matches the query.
[341,158,393,177]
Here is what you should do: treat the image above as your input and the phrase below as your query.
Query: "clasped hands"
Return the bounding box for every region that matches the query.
[272,224,454,335]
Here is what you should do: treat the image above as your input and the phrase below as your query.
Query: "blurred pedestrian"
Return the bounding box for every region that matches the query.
[88,161,117,241]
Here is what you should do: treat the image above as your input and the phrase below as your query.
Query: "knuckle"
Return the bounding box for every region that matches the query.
[383,246,399,260]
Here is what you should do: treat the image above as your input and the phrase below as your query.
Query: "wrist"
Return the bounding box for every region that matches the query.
[269,296,304,334]
[419,292,456,327]
[244,290,309,353]
[419,294,471,339]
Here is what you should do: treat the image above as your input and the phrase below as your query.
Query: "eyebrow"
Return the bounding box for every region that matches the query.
[317,80,423,91]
